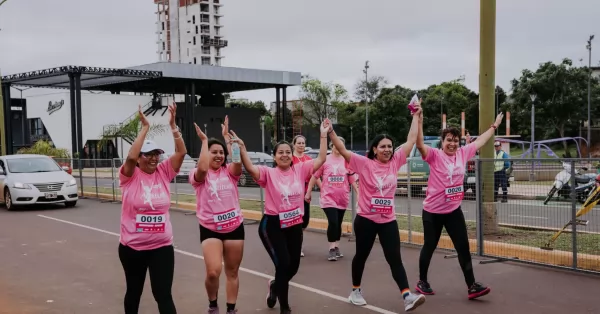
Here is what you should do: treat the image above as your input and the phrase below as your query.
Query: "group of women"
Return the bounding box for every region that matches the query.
[117,99,503,313]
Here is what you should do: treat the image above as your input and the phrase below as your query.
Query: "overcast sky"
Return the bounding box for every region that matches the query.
[0,0,598,105]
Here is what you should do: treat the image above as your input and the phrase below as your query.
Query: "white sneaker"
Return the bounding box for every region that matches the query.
[404,292,426,312]
[348,288,367,306]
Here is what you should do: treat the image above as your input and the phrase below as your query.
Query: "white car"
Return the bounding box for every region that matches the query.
[0,154,79,210]
[160,153,196,178]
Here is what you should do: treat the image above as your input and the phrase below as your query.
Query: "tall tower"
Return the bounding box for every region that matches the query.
[155,0,228,66]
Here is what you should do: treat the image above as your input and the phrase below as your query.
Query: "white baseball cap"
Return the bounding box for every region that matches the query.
[140,140,164,154]
[494,141,501,146]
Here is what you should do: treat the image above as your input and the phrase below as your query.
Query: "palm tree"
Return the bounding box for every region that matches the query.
[97,115,167,150]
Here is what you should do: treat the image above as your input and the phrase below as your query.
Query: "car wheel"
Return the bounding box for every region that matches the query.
[238,173,247,187]
[5,189,14,211]
[65,201,77,208]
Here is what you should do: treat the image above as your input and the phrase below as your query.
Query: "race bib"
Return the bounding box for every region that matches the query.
[279,207,303,228]
[328,176,345,183]
[370,197,394,214]
[213,208,242,231]
[445,185,464,202]
[135,213,166,233]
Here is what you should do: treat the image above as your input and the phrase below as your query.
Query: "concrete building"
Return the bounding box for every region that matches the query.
[155,0,226,66]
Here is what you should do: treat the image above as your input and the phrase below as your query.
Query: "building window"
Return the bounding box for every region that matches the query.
[193,37,196,45]
[192,15,196,24]
[195,25,198,34]
[202,47,210,54]
[201,57,210,65]
[162,42,165,50]
[194,57,197,64]
[162,22,165,30]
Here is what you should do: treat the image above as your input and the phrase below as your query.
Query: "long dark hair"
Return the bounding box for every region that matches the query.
[367,134,394,160]
[207,138,228,167]
[272,141,293,168]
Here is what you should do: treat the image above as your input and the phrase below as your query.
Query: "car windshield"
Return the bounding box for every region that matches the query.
[7,158,62,173]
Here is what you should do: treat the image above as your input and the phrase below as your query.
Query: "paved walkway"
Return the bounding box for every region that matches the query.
[0,200,599,313]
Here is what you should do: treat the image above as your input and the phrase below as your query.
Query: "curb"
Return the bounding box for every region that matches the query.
[80,191,600,272]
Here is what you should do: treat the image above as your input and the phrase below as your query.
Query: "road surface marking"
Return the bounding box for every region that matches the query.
[509,215,548,220]
[37,214,396,314]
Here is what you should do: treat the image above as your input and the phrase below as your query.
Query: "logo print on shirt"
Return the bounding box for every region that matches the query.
[331,164,341,175]
[446,162,456,185]
[141,181,156,210]
[280,182,293,206]
[375,174,389,197]
[207,178,222,201]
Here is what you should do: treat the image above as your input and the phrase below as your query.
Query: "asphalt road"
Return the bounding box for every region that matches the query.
[76,176,600,231]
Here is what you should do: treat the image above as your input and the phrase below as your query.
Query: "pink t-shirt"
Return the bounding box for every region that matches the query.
[349,149,407,224]
[255,161,315,228]
[422,143,478,214]
[313,154,357,210]
[189,164,243,233]
[119,159,178,251]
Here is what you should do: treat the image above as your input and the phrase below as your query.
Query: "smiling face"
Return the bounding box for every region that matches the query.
[138,150,161,173]
[371,138,393,163]
[441,128,461,156]
[274,142,293,170]
[209,143,226,170]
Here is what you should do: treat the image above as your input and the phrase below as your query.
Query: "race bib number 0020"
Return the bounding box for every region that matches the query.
[135,213,166,233]
[213,208,242,231]
[445,185,464,202]
[279,207,303,229]
[370,197,394,214]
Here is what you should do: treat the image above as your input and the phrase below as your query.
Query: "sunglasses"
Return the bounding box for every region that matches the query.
[141,152,161,158]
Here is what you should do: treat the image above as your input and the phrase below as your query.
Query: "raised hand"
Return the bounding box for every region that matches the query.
[494,112,504,127]
[194,123,207,141]
[320,118,331,135]
[412,98,423,116]
[221,115,229,138]
[228,130,245,148]
[138,104,150,127]
[168,102,177,127]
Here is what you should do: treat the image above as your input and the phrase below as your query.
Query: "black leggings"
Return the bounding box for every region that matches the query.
[258,214,303,310]
[302,200,310,229]
[352,215,409,291]
[323,208,346,243]
[418,207,475,287]
[118,243,177,314]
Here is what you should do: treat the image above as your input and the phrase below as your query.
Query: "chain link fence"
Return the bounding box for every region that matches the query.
[69,156,600,274]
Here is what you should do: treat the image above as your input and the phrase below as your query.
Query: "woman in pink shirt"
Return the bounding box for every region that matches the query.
[414,110,504,300]
[118,103,187,314]
[328,105,427,312]
[230,120,330,314]
[189,116,243,314]
[305,136,359,261]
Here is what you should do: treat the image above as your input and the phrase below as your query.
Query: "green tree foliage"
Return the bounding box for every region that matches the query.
[98,115,167,148]
[17,140,70,158]
[299,75,348,127]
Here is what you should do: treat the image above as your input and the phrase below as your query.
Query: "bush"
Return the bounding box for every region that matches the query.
[17,140,70,158]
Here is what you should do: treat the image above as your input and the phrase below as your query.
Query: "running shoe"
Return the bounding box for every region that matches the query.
[207,306,219,314]
[280,307,292,314]
[226,310,237,314]
[266,279,277,308]
[328,249,337,261]
[415,280,435,295]
[348,288,367,306]
[468,282,490,300]
[403,292,426,312]
[335,247,343,258]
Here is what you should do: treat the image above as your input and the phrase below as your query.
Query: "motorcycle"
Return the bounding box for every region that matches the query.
[543,162,596,205]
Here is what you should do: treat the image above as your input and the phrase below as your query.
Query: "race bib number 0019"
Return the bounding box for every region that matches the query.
[279,207,303,229]
[213,208,242,231]
[135,213,166,233]
[370,197,394,214]
[445,185,464,202]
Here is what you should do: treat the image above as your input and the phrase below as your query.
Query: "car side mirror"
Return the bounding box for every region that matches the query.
[62,166,69,172]
[0,168,5,175]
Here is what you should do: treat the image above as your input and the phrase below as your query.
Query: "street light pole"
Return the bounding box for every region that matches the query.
[530,94,536,181]
[363,61,369,150]
[587,35,594,158]
[350,126,353,150]
[260,116,265,153]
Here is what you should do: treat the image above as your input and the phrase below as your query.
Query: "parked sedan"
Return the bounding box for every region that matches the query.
[0,154,79,210]
[160,153,196,180]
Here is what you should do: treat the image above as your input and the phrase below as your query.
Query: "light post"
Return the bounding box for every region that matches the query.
[260,116,265,153]
[586,35,594,158]
[363,61,369,150]
[530,94,536,181]
[350,126,353,150]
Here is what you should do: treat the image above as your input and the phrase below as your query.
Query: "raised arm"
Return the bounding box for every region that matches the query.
[230,130,260,181]
[122,105,150,177]
[416,104,429,159]
[222,116,242,176]
[168,103,187,171]
[472,113,504,150]
[398,100,422,158]
[312,119,331,172]
[327,124,352,163]
[193,123,209,182]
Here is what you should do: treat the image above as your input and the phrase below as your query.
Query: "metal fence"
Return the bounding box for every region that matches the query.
[65,157,600,274]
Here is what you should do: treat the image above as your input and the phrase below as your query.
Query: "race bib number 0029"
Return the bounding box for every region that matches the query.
[445,185,464,202]
[213,208,242,231]
[279,207,303,229]
[370,197,394,214]
[135,213,166,233]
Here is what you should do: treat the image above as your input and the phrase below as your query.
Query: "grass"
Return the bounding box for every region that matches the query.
[82,186,600,255]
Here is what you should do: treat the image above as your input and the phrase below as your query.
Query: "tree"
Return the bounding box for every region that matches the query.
[299,76,348,126]
[98,115,167,148]
[354,75,389,102]
[18,140,70,158]
[506,58,600,153]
